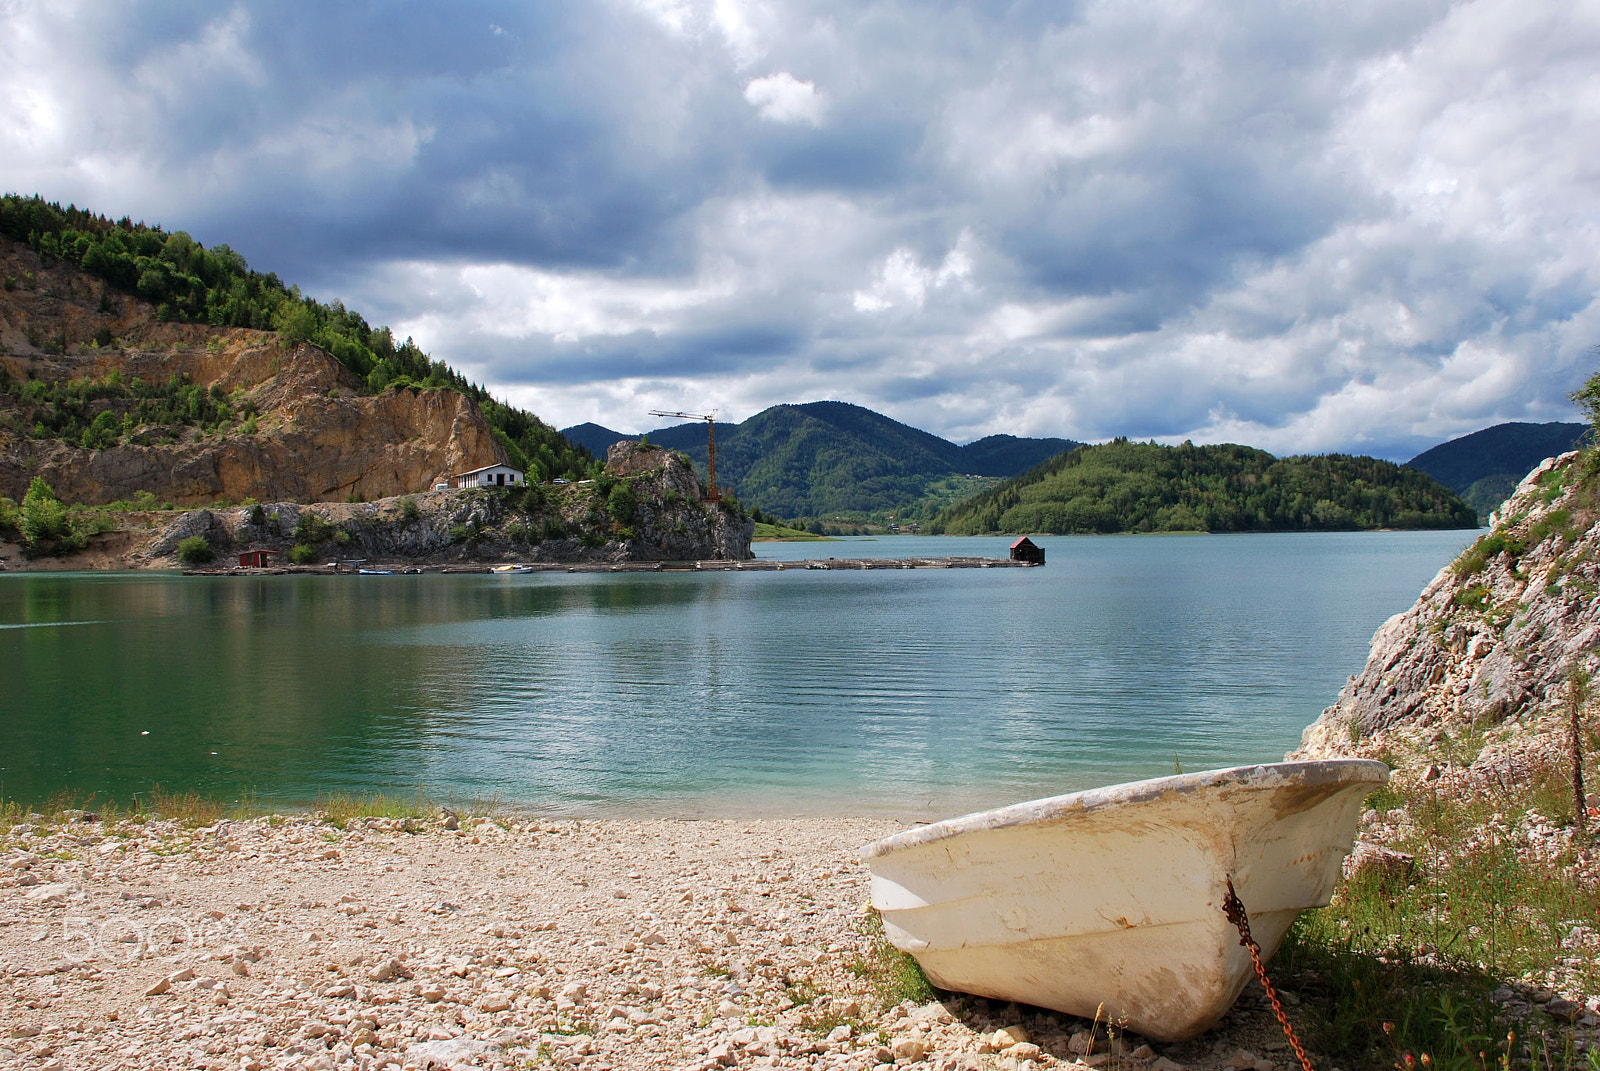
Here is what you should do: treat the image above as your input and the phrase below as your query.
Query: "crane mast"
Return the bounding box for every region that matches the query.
[647,409,720,502]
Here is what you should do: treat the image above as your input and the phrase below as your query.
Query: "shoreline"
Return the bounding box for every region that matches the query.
[0,810,1317,1071]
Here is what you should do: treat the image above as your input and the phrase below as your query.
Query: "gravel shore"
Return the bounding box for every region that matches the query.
[2,812,1301,1071]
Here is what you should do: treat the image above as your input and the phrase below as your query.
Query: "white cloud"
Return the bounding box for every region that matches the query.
[713,0,766,67]
[133,7,263,100]
[853,238,974,312]
[743,72,824,125]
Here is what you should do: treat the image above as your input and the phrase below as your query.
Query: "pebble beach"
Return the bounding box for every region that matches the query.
[0,811,1306,1071]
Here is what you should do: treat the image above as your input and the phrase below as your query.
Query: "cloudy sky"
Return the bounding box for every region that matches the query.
[3,0,1599,457]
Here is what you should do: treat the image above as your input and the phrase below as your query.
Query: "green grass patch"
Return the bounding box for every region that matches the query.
[0,785,486,833]
[852,910,937,1010]
[752,522,833,541]
[1279,745,1599,1071]
[1454,532,1522,579]
[313,789,440,829]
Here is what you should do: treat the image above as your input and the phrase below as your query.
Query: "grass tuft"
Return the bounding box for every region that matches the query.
[314,789,439,829]
[1280,741,1599,1071]
[853,909,938,1010]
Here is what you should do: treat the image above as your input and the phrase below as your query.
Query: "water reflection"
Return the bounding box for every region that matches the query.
[0,531,1472,816]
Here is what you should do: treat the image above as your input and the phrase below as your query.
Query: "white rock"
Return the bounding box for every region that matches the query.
[892,1037,930,1060]
[23,882,74,904]
[408,1037,498,1065]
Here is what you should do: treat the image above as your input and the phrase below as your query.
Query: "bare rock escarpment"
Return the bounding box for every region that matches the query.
[0,235,505,506]
[1296,450,1600,775]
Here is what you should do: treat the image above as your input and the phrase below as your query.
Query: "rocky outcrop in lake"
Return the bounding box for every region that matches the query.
[125,440,752,568]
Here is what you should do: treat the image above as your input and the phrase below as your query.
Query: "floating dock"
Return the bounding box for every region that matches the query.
[440,556,1040,573]
[667,557,1039,572]
[191,556,1041,576]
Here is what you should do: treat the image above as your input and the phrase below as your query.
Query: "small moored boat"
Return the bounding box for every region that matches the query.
[492,564,534,574]
[861,759,1386,1042]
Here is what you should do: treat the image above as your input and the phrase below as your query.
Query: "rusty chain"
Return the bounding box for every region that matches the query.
[1223,876,1315,1071]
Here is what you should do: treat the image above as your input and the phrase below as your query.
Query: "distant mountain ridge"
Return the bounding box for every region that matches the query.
[1405,421,1587,521]
[563,403,1082,519]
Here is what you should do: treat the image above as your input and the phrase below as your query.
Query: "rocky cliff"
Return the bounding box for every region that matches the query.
[1297,450,1600,764]
[0,235,505,505]
[1290,450,1600,1027]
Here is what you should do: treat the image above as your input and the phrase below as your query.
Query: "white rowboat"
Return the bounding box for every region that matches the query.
[861,759,1387,1042]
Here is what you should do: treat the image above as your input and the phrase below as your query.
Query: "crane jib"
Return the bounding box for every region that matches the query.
[646,409,721,502]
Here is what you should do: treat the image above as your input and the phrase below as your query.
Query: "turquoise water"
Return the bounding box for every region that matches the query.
[0,531,1472,818]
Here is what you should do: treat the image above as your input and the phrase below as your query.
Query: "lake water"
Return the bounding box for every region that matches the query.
[0,531,1473,819]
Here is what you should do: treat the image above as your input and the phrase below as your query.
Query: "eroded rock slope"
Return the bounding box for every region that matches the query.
[1298,451,1600,761]
[0,237,504,505]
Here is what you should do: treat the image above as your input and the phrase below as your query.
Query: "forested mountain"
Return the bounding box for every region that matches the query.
[960,434,1080,476]
[562,404,1083,521]
[562,422,633,458]
[1405,421,1587,521]
[0,195,592,482]
[932,439,1478,535]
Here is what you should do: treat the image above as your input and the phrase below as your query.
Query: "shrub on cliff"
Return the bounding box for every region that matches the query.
[176,536,214,565]
[288,543,317,565]
[18,478,84,557]
[607,483,637,525]
[293,512,333,546]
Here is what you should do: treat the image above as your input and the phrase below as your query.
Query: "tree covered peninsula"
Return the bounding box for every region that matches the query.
[932,438,1479,534]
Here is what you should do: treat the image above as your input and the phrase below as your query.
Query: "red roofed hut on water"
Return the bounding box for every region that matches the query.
[1009,537,1045,565]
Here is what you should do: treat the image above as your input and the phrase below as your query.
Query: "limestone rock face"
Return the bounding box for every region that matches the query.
[605,440,671,478]
[2,382,503,506]
[601,440,753,561]
[0,236,505,506]
[0,237,752,565]
[1295,450,1599,760]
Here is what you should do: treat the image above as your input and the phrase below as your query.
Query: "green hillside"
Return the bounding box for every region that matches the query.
[713,402,968,518]
[1405,421,1587,521]
[568,403,1083,524]
[932,439,1479,535]
[1,194,592,482]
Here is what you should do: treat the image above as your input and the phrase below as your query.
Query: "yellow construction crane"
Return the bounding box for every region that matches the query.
[648,409,721,502]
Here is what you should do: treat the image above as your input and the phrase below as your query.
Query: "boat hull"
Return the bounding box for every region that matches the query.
[861,760,1387,1041]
